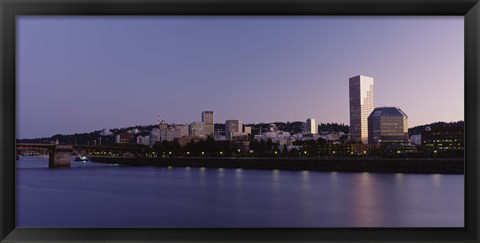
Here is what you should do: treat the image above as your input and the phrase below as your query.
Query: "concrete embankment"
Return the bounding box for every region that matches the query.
[89,157,464,174]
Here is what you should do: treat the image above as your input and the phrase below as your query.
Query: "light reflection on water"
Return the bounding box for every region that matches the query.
[16,158,464,228]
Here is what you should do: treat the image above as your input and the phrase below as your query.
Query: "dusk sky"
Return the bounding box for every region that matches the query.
[17,16,463,139]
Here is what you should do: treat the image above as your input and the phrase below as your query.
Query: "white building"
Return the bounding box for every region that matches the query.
[149,128,160,146]
[254,131,292,145]
[349,75,374,144]
[306,118,317,134]
[410,134,422,145]
[101,128,111,136]
[160,124,189,142]
[137,135,150,146]
[128,128,140,134]
[189,122,206,136]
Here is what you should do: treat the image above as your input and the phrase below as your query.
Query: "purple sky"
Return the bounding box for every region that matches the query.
[17,16,464,139]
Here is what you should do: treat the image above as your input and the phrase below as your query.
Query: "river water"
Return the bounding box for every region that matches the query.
[16,157,464,227]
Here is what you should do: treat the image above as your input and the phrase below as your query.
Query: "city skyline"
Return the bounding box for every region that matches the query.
[18,16,463,139]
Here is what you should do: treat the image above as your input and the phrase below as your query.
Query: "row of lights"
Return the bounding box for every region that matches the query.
[156,149,241,156]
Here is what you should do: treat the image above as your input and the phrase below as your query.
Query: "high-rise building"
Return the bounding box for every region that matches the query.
[189,122,206,136]
[306,118,317,134]
[201,111,214,136]
[349,75,374,144]
[225,120,241,133]
[225,120,243,140]
[367,107,408,144]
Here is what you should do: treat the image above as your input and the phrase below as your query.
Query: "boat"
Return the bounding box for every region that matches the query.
[74,155,90,162]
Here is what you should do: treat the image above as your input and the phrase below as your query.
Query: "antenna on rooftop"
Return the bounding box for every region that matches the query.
[158,114,161,124]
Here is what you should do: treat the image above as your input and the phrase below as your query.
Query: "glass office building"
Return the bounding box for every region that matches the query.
[349,75,374,144]
[367,107,408,144]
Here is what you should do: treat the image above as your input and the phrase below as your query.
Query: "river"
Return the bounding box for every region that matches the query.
[16,157,464,227]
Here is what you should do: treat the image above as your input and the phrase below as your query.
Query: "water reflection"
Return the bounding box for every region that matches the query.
[16,158,464,228]
[234,168,243,189]
[199,167,206,187]
[395,173,403,184]
[272,169,280,191]
[432,174,442,188]
[352,172,381,226]
[301,170,310,190]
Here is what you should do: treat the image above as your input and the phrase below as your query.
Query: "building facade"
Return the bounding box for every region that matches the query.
[173,124,189,137]
[189,122,206,136]
[306,118,318,134]
[225,120,243,140]
[421,126,464,152]
[115,132,134,144]
[367,107,408,144]
[201,111,214,136]
[349,75,374,144]
[136,135,150,146]
[149,128,160,146]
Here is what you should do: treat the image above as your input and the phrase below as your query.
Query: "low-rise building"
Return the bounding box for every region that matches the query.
[410,134,422,145]
[176,135,207,147]
[136,135,150,146]
[421,126,464,151]
[149,128,160,146]
[116,132,134,144]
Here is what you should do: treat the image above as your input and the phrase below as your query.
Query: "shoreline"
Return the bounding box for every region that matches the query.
[89,157,464,174]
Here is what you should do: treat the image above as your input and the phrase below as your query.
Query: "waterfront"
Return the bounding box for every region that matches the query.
[16,157,464,228]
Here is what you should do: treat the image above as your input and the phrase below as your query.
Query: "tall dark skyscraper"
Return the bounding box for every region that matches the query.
[349,75,374,144]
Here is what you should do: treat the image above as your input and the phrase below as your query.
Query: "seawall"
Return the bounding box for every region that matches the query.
[89,157,464,174]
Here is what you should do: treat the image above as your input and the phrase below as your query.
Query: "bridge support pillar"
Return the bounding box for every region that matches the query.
[49,145,73,168]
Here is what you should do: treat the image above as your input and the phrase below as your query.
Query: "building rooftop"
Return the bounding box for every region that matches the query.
[369,107,407,118]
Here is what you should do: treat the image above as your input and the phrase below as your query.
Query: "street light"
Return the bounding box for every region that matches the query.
[220,151,223,155]
[201,151,205,155]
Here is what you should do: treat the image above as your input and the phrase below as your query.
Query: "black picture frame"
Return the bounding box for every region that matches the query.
[1,0,479,242]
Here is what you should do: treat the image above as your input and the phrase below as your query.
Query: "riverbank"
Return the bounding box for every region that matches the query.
[89,157,464,174]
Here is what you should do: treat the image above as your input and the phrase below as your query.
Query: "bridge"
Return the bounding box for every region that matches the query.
[16,143,73,168]
[16,143,148,168]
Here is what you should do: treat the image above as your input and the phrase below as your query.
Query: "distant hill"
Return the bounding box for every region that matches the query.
[408,121,464,136]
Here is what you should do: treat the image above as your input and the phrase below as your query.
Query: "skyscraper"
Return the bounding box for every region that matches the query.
[349,75,374,144]
[306,118,317,134]
[202,111,214,136]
